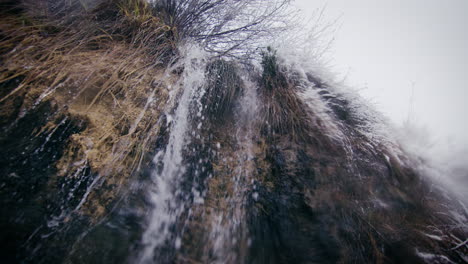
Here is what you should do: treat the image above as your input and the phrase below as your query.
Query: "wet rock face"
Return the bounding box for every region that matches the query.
[0,54,466,264]
[1,58,466,264]
[0,96,87,262]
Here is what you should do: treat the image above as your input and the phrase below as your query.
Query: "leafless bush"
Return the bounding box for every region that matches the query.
[149,0,293,58]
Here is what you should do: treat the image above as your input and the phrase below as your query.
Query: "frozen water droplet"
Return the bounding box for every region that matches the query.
[175,237,182,249]
[252,192,259,201]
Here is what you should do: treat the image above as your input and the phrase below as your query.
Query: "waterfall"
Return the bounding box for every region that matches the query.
[138,44,209,263]
[139,49,262,263]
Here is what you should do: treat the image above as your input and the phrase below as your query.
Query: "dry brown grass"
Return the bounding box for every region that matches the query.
[0,0,180,220]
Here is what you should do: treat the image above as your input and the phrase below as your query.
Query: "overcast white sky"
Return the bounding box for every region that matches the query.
[294,0,468,147]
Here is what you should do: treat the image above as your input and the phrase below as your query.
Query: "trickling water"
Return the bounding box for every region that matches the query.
[209,76,259,263]
[138,45,208,263]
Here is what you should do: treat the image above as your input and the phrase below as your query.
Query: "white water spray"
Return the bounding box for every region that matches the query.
[138,44,208,263]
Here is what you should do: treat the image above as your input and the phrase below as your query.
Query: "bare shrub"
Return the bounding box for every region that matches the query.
[148,0,293,58]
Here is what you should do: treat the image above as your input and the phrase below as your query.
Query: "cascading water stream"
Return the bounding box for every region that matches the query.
[138,45,208,263]
[138,53,262,263]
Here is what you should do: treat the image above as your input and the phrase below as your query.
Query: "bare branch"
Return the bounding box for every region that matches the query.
[149,0,293,58]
